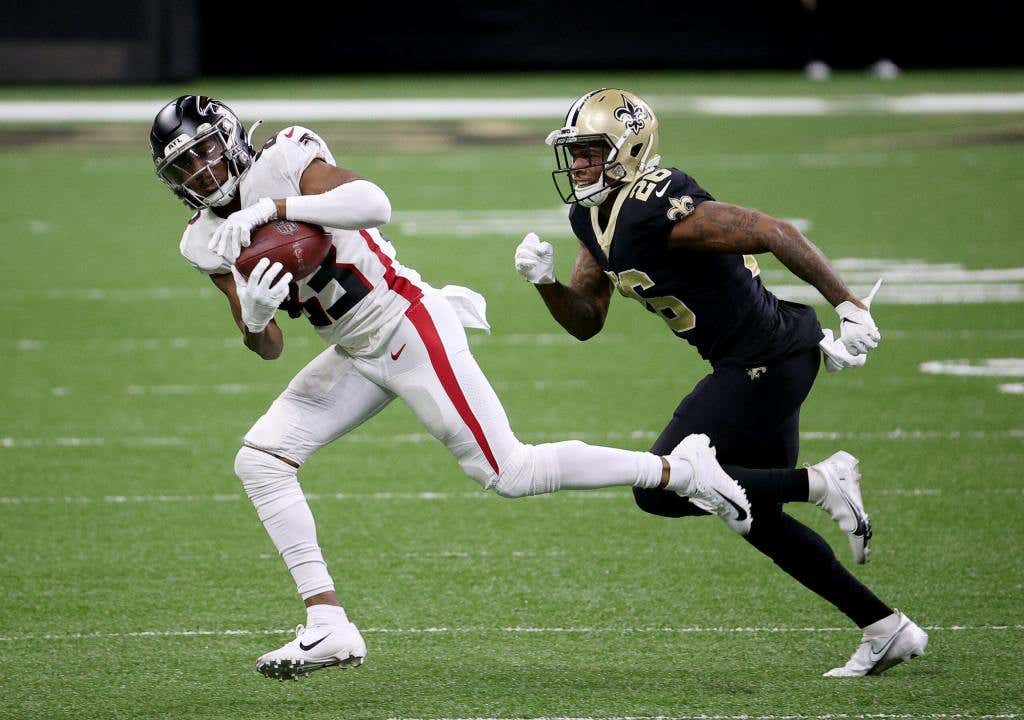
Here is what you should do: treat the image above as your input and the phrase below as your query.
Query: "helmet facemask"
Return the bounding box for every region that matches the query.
[547,131,627,208]
[154,113,249,209]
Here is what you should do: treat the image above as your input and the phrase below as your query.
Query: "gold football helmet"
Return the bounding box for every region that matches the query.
[546,88,661,207]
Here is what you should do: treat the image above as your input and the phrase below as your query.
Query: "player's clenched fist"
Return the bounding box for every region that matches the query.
[514,232,556,285]
[231,257,293,334]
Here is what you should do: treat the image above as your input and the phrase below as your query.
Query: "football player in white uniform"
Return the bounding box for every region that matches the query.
[150,94,762,680]
[150,95,876,681]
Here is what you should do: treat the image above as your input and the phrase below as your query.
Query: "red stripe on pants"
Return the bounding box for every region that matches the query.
[404,301,499,476]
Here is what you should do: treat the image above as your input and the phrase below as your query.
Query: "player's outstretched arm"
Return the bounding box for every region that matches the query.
[671,201,882,357]
[210,271,285,360]
[669,201,861,309]
[515,233,612,340]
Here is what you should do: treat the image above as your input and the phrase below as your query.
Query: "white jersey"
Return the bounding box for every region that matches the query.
[179,126,425,355]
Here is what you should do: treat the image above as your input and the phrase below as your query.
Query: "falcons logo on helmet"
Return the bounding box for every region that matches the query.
[613,95,647,135]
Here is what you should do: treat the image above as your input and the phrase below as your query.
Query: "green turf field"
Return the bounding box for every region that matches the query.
[1,71,1022,719]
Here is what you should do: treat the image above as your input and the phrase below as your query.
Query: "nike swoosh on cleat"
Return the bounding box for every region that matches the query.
[298,633,331,652]
[713,490,747,521]
[866,627,902,666]
[654,180,672,197]
[838,486,868,536]
[391,344,407,361]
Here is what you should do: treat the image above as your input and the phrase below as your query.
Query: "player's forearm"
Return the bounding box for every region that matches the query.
[277,180,391,229]
[676,202,859,308]
[535,282,606,340]
[243,321,284,360]
[768,222,859,307]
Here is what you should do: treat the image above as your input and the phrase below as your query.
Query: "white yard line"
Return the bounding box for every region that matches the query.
[114,378,584,396]
[15,281,1023,306]
[0,436,187,448]
[32,379,582,399]
[771,283,1024,304]
[2,93,1024,122]
[2,429,1022,453]
[760,268,1024,283]
[397,210,811,238]
[0,624,1019,643]
[3,483,1023,507]
[11,256,1024,307]
[11,287,219,302]
[919,359,1024,377]
[8,334,618,352]
[11,328,1024,353]
[10,335,314,351]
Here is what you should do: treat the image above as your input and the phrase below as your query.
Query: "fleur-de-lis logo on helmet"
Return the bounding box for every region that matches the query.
[613,95,647,135]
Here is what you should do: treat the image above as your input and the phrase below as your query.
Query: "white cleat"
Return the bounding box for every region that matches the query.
[810,451,872,564]
[256,621,367,681]
[668,434,752,535]
[824,611,928,677]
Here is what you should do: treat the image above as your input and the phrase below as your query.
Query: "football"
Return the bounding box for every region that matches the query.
[235,220,332,281]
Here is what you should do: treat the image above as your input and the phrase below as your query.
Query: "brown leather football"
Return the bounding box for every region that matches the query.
[235,220,332,281]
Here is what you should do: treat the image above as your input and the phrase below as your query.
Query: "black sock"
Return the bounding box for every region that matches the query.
[745,507,892,628]
[723,465,809,506]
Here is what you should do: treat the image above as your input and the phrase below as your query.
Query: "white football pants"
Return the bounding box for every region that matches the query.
[238,292,665,599]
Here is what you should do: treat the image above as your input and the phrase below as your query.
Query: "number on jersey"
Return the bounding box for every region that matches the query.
[627,168,672,202]
[607,268,696,335]
[297,247,372,327]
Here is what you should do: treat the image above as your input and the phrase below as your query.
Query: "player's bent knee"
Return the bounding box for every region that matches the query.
[491,442,560,498]
[234,445,305,521]
[632,486,668,515]
[631,485,698,518]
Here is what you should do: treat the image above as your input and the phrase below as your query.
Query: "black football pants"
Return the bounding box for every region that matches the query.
[633,347,891,627]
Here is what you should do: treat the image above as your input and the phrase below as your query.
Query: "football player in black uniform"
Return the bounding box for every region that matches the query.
[514,89,927,677]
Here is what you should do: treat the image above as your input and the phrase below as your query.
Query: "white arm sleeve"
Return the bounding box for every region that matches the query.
[284,180,392,230]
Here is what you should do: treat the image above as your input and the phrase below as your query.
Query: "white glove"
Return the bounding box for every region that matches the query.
[835,278,883,356]
[208,197,278,264]
[514,232,556,285]
[231,258,292,333]
[819,328,867,373]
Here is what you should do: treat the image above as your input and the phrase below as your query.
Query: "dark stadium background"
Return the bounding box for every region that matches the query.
[1,0,1020,83]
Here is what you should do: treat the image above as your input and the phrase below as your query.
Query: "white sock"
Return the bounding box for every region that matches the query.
[862,610,902,638]
[235,446,336,600]
[664,455,694,494]
[807,466,827,504]
[541,441,665,491]
[307,603,348,627]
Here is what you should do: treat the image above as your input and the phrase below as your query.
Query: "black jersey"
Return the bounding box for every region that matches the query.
[568,167,822,366]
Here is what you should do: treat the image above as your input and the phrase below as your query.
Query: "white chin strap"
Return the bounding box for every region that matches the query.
[202,171,240,207]
[576,180,615,207]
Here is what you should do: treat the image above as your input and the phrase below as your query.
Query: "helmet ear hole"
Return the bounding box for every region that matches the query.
[629,143,643,158]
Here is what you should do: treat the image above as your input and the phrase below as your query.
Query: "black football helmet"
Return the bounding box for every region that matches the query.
[149,95,255,209]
